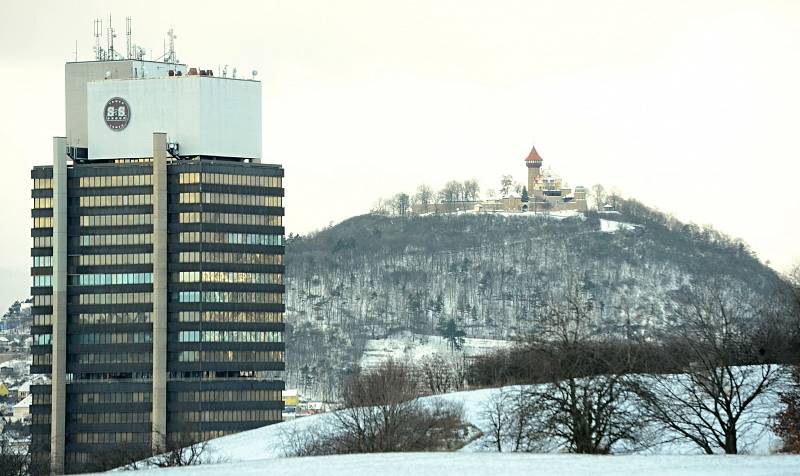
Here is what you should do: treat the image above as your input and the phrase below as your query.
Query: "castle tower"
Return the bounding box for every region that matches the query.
[525,144,543,194]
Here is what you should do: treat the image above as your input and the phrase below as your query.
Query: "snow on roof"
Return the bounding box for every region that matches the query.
[13,395,31,409]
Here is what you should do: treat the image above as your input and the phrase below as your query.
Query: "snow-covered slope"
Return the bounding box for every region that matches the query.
[98,452,800,476]
[95,376,800,475]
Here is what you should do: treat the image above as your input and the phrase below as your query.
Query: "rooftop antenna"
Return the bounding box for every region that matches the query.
[93,18,104,60]
[106,15,118,60]
[126,17,132,59]
[164,28,178,64]
[73,40,78,62]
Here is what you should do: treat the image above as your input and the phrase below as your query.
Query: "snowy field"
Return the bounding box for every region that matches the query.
[94,370,800,475]
[359,334,512,370]
[96,452,800,476]
[599,218,638,233]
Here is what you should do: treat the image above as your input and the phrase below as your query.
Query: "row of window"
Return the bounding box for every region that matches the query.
[68,412,151,425]
[79,193,152,207]
[179,232,283,246]
[175,311,283,323]
[79,233,152,246]
[32,413,50,425]
[72,352,153,364]
[177,330,282,343]
[33,236,52,248]
[177,350,284,363]
[33,294,51,306]
[72,332,152,345]
[33,216,52,228]
[79,213,152,227]
[33,197,53,209]
[171,409,282,423]
[33,314,52,326]
[71,391,151,404]
[179,192,283,207]
[78,174,152,188]
[32,393,51,405]
[74,312,152,325]
[177,251,283,265]
[33,255,52,267]
[33,275,52,287]
[78,252,152,266]
[68,431,150,445]
[33,178,53,190]
[33,353,51,365]
[77,292,152,305]
[177,291,284,304]
[178,212,282,227]
[178,172,282,188]
[172,389,281,403]
[174,271,282,285]
[68,371,152,382]
[71,272,153,286]
[34,334,51,345]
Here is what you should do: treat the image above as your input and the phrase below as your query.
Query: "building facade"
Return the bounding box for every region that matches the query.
[30,58,284,474]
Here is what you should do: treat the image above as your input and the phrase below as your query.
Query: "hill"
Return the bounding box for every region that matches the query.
[283,199,787,398]
[89,376,800,476]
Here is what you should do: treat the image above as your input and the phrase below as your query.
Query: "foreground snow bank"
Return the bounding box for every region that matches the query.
[96,452,800,476]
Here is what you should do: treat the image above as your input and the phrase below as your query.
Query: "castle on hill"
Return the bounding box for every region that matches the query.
[414,145,588,215]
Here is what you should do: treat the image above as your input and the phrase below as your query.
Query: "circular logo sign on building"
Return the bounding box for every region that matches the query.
[103,97,131,131]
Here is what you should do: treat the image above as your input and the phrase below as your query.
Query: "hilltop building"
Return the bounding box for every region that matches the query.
[30,40,285,473]
[414,145,588,215]
[519,144,588,213]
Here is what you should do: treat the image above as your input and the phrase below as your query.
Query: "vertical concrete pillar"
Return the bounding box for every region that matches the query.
[151,133,168,450]
[50,137,67,475]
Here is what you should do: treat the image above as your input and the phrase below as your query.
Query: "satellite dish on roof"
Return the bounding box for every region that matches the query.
[252,70,258,78]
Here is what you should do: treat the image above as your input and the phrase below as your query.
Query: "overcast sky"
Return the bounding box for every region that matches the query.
[0,0,798,307]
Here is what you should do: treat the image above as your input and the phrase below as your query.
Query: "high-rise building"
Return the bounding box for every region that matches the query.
[30,57,285,473]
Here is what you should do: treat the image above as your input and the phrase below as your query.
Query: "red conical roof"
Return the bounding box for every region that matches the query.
[525,144,543,162]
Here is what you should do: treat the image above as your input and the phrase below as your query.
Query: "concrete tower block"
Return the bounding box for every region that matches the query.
[151,133,168,451]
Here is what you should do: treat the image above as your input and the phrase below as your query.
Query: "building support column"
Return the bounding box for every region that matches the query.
[50,137,67,475]
[152,133,168,451]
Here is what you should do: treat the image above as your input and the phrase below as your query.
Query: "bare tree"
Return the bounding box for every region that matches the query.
[414,184,434,213]
[463,179,480,201]
[519,281,648,454]
[590,184,606,210]
[637,279,786,454]
[500,175,514,197]
[0,427,29,476]
[392,193,411,216]
[151,434,210,468]
[287,360,468,455]
[419,353,468,395]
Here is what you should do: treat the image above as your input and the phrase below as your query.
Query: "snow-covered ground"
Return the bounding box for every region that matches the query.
[152,378,784,462]
[600,218,638,233]
[97,452,800,476]
[95,371,800,475]
[359,334,512,370]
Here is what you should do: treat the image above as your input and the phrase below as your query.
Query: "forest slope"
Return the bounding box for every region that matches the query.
[283,199,785,398]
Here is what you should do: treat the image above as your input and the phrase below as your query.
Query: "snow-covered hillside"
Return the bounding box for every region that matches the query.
[359,334,512,370]
[94,373,800,476]
[99,452,800,476]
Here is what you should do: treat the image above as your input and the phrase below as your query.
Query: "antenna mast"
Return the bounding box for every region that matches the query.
[93,18,104,60]
[107,15,118,60]
[126,17,132,59]
[165,28,178,64]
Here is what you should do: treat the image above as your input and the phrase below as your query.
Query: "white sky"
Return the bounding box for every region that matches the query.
[0,0,798,307]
